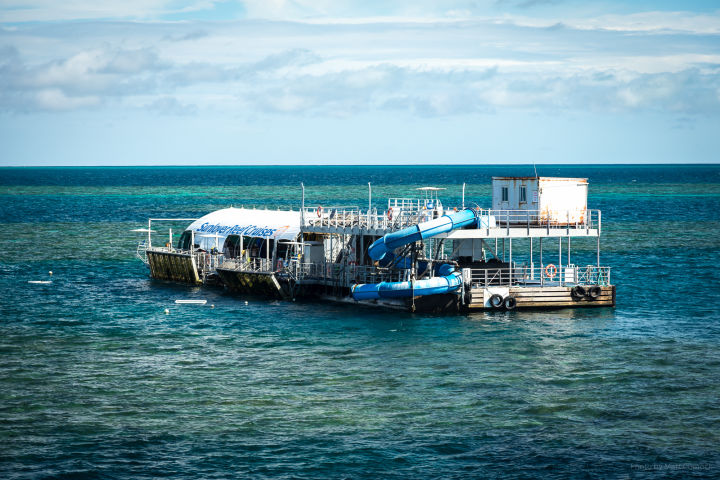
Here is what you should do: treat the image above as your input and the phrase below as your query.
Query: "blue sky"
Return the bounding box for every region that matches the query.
[1,1,719,165]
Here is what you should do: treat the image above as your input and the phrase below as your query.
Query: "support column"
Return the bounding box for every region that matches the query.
[509,238,513,285]
[558,237,563,286]
[539,238,543,266]
[539,237,543,286]
[530,237,533,279]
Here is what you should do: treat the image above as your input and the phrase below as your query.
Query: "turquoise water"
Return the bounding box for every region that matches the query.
[1,165,719,478]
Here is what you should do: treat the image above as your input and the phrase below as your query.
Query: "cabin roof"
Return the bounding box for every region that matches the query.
[185,207,301,243]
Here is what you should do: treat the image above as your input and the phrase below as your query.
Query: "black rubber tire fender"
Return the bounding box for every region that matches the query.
[504,296,517,310]
[588,285,602,299]
[489,294,504,308]
[571,285,586,300]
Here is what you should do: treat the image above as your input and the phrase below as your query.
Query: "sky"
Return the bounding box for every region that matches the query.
[0,1,719,166]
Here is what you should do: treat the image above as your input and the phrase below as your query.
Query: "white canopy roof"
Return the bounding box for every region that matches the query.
[185,207,301,249]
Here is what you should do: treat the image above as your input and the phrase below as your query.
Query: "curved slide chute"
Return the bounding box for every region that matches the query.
[352,209,478,301]
[352,264,461,300]
[368,209,477,262]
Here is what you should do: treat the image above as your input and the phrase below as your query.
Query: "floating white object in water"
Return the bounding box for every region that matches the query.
[48,271,53,276]
[244,301,249,305]
[210,304,215,308]
[28,280,52,284]
[174,299,207,305]
[164,308,170,314]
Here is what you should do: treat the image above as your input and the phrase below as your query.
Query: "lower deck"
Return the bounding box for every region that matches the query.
[467,285,615,310]
[146,249,615,313]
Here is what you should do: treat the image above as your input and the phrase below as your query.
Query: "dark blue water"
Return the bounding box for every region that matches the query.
[1,165,719,479]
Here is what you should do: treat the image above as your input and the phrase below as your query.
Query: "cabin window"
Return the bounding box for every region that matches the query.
[222,235,243,258]
[501,187,508,202]
[520,186,527,203]
[177,230,192,250]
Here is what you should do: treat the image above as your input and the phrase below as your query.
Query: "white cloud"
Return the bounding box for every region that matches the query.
[34,88,100,110]
[1,14,719,116]
[0,0,223,22]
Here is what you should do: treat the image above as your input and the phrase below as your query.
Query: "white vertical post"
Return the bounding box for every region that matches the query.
[530,237,533,279]
[558,237,563,286]
[301,183,305,226]
[508,238,512,285]
[148,219,152,248]
[169,228,172,249]
[272,237,277,270]
[462,182,466,209]
[539,237,543,285]
[368,182,372,227]
[539,237,543,266]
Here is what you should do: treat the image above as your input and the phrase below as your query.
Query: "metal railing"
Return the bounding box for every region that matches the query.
[136,240,149,264]
[218,257,409,286]
[196,251,225,274]
[484,209,599,231]
[286,261,407,285]
[145,245,225,270]
[302,206,600,234]
[220,257,276,273]
[304,207,451,231]
[388,197,440,213]
[468,264,611,287]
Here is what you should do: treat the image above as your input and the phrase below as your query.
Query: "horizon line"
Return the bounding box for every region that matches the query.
[1,163,719,168]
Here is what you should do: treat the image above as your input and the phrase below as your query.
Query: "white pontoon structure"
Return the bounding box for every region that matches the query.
[138,177,614,312]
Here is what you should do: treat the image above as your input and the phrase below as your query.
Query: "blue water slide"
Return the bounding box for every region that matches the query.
[368,208,477,262]
[352,264,462,300]
[352,210,478,301]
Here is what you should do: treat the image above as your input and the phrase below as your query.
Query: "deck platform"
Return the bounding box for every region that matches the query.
[467,285,615,309]
[147,250,200,284]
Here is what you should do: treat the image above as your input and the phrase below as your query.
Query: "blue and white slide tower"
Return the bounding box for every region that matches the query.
[351,209,478,300]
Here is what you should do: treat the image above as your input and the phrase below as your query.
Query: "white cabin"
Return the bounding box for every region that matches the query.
[491,176,588,224]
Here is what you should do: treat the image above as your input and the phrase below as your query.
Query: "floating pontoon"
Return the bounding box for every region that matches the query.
[137,177,614,313]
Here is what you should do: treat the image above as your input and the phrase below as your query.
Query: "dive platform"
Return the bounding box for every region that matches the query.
[139,178,615,313]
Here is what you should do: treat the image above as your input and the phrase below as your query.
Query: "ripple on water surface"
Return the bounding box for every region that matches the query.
[1,165,719,478]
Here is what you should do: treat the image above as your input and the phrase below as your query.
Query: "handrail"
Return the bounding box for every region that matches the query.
[302,206,601,233]
[219,257,409,285]
[466,264,611,287]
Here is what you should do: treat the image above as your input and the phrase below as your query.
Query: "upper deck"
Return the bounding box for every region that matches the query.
[301,207,600,238]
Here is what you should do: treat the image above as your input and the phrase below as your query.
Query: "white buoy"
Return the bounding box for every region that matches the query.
[48,270,53,276]
[244,300,249,305]
[210,304,215,308]
[164,308,170,314]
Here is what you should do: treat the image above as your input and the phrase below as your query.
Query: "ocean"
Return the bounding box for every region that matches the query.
[1,165,719,479]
